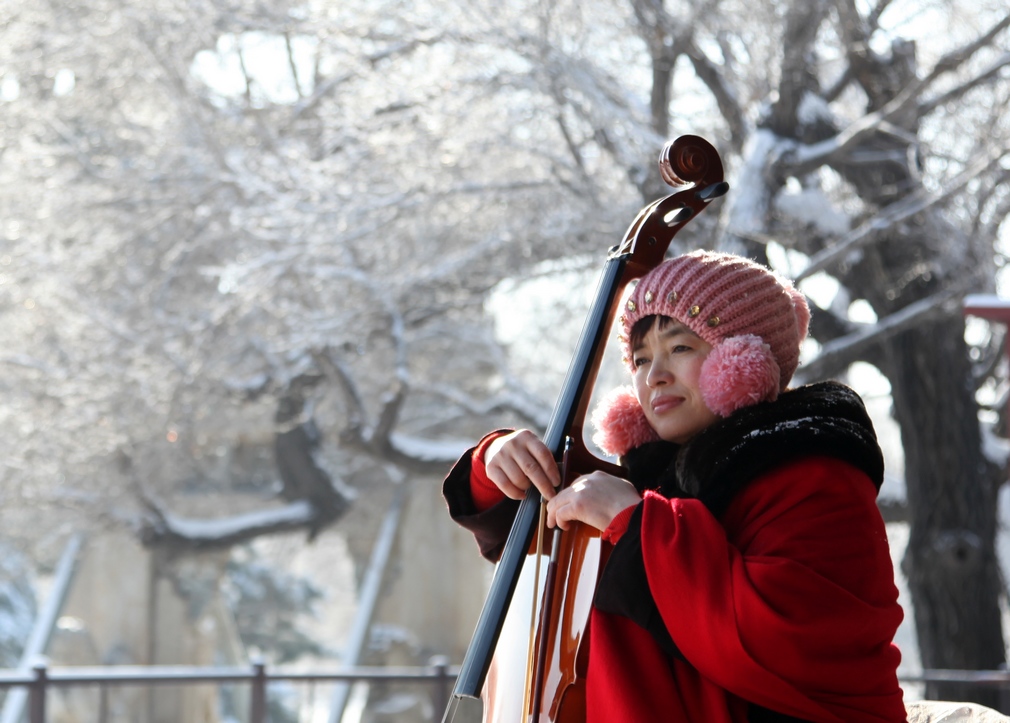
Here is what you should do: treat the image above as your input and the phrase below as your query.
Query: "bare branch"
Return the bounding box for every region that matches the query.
[236,38,254,106]
[926,13,1010,82]
[552,102,593,187]
[764,0,832,136]
[867,0,896,32]
[314,350,368,436]
[919,53,1010,116]
[683,35,747,153]
[284,32,304,100]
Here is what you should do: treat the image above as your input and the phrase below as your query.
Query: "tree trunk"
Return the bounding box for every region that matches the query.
[814,10,1008,702]
[886,317,1007,710]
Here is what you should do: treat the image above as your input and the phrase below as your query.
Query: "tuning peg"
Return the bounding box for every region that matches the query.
[696,181,730,201]
[663,206,694,226]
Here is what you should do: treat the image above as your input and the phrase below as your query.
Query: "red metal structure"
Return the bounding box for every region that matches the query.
[963,294,1010,426]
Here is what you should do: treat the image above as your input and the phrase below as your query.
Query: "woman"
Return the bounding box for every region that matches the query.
[443,250,907,722]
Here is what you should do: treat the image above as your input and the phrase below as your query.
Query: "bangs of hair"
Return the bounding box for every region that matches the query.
[628,315,677,350]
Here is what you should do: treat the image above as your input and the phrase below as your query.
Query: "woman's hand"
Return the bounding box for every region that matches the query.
[484,429,562,501]
[546,472,641,532]
[484,430,641,531]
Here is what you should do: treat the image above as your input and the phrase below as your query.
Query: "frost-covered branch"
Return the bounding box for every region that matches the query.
[794,286,965,383]
[365,31,446,65]
[289,71,353,122]
[131,20,230,171]
[794,146,1010,283]
[785,12,1010,176]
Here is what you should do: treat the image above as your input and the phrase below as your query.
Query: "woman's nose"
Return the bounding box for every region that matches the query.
[647,361,671,387]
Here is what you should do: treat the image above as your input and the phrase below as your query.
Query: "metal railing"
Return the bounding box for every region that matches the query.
[0,658,459,723]
[899,669,1010,686]
[1,661,1007,723]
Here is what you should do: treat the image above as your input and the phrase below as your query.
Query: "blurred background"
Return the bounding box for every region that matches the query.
[2,0,1010,720]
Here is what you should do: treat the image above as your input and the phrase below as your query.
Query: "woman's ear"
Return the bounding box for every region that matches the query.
[591,386,660,457]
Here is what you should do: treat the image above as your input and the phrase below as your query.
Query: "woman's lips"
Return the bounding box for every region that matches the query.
[651,395,683,414]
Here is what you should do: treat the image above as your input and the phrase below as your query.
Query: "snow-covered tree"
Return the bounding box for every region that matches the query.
[2,0,1009,708]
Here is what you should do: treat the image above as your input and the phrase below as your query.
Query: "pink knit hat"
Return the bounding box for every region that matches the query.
[592,251,810,456]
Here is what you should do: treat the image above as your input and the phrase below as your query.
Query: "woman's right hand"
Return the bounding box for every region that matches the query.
[484,429,561,501]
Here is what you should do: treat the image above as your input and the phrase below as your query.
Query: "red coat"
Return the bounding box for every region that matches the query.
[444,382,907,723]
[585,456,905,722]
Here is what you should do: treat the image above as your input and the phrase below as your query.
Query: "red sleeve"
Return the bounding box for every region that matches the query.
[639,456,905,722]
[469,431,508,512]
[602,504,638,544]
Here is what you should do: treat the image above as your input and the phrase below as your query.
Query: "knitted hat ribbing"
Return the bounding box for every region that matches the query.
[593,251,810,456]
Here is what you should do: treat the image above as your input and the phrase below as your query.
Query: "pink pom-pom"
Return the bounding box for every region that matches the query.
[699,335,780,417]
[788,285,811,342]
[591,386,659,457]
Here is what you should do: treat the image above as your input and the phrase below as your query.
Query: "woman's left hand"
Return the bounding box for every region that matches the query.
[546,471,642,532]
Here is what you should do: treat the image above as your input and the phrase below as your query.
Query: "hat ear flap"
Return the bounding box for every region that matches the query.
[700,335,780,417]
[591,386,660,457]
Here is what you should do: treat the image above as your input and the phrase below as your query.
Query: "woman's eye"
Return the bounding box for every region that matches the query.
[633,356,649,368]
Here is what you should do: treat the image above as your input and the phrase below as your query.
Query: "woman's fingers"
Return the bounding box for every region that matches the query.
[546,472,640,531]
[485,430,561,500]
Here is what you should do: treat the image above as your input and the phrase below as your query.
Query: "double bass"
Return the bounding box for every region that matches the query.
[443,135,728,723]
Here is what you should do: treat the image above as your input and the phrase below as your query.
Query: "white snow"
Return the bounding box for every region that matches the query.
[159,501,315,540]
[389,434,471,463]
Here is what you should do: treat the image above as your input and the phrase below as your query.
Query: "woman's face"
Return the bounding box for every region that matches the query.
[631,319,720,445]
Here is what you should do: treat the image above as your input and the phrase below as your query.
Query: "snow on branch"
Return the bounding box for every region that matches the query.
[781,105,915,177]
[794,146,1010,283]
[138,496,317,551]
[783,14,1010,176]
[795,285,965,383]
[388,433,472,465]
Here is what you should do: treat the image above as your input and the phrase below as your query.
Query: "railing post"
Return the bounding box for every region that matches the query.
[28,659,46,723]
[430,655,450,720]
[250,658,267,723]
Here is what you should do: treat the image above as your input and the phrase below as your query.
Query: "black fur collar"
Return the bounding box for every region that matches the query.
[621,381,884,519]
